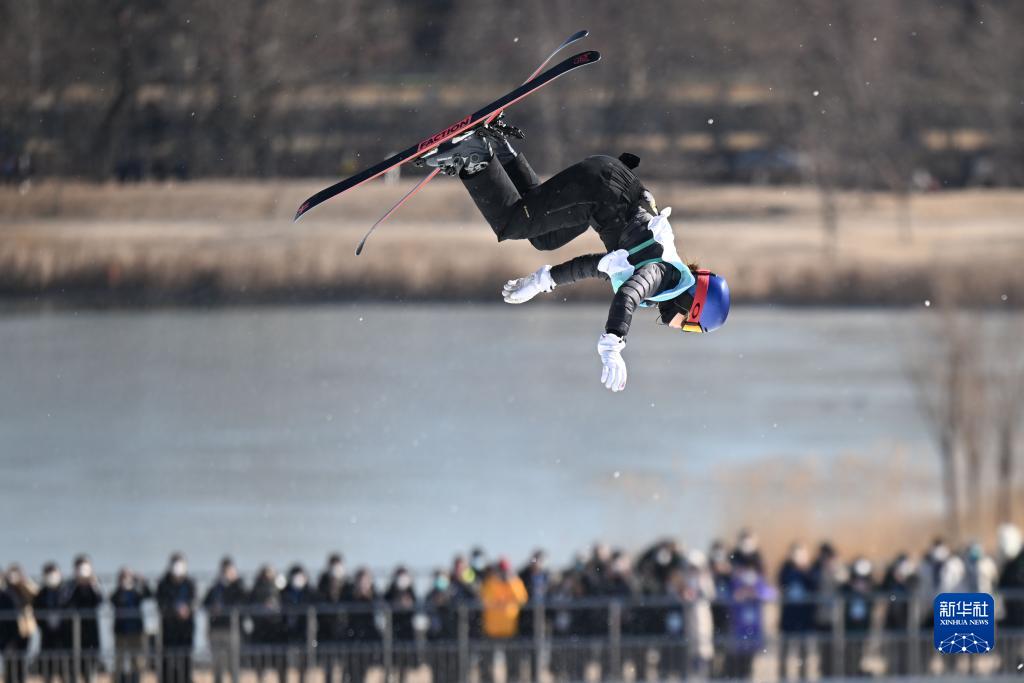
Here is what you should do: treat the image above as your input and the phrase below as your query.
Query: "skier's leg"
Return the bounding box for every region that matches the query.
[461,159,598,243]
[526,224,590,251]
[499,152,590,249]
[502,154,540,194]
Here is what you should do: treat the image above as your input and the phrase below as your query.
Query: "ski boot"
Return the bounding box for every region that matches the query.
[477,113,525,165]
[420,130,494,176]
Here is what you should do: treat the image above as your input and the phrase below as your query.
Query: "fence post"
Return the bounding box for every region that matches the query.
[907,593,922,675]
[155,616,164,683]
[382,606,394,683]
[230,609,242,683]
[532,598,545,683]
[457,605,470,683]
[608,601,622,682]
[307,606,318,674]
[72,612,83,683]
[831,597,845,676]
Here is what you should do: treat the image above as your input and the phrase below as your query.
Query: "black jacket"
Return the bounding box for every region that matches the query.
[156,574,196,647]
[999,550,1024,627]
[777,562,816,634]
[66,580,103,649]
[383,585,417,641]
[34,585,71,650]
[280,585,316,644]
[203,578,247,631]
[111,582,152,636]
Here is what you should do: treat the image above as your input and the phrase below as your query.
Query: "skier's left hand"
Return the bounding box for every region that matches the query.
[502,265,555,304]
[597,332,627,392]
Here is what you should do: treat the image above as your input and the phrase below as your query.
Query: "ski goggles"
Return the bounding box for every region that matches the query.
[668,269,711,334]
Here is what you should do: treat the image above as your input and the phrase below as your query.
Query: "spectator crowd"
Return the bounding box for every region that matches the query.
[2,525,1024,683]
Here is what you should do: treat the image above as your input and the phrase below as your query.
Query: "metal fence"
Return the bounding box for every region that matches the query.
[1,594,1023,683]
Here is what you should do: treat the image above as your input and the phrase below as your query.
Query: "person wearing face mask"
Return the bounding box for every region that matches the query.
[998,524,1024,673]
[706,540,733,679]
[65,555,103,683]
[385,566,419,678]
[469,548,489,584]
[479,558,529,683]
[916,538,950,674]
[810,542,844,679]
[2,564,38,683]
[34,562,69,683]
[962,541,998,595]
[281,565,315,683]
[203,557,246,683]
[841,558,875,677]
[449,555,481,639]
[424,570,455,641]
[343,568,381,683]
[725,558,774,680]
[423,570,455,683]
[515,551,549,641]
[316,554,349,683]
[679,551,716,679]
[777,543,815,682]
[156,552,196,683]
[247,564,284,681]
[731,530,764,574]
[881,553,917,676]
[111,568,152,683]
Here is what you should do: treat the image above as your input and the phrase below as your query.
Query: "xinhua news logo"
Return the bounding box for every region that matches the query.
[933,592,995,654]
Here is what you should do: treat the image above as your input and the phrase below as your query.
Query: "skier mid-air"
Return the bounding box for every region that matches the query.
[294,35,730,393]
[421,121,731,393]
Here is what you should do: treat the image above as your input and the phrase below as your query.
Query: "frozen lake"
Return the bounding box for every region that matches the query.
[0,303,947,577]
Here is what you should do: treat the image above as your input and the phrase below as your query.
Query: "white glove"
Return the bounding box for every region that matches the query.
[502,265,555,304]
[597,332,627,392]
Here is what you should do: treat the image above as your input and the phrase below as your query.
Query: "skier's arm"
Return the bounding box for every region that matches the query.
[604,262,680,338]
[550,254,607,285]
[596,263,679,394]
[502,253,607,304]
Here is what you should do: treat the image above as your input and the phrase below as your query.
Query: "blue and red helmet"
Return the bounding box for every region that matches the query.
[658,269,730,334]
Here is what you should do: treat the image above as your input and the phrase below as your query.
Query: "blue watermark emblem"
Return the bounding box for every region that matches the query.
[933,592,995,654]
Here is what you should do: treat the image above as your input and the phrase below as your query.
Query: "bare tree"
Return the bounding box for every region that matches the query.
[989,314,1024,523]
[907,309,983,543]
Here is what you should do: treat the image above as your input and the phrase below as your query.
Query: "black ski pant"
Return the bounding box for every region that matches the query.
[460,154,640,252]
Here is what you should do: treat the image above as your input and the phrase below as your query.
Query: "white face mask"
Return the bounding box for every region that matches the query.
[45,572,62,588]
[291,575,308,590]
[77,564,93,579]
[330,563,345,580]
[853,559,872,577]
[396,574,412,590]
[171,561,187,578]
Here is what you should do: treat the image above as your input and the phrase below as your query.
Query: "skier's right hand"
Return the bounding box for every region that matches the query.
[597,332,628,392]
[502,265,555,304]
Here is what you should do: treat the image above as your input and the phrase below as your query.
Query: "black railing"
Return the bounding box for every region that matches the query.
[1,592,1023,682]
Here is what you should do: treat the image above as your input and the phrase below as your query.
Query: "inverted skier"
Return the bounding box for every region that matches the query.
[421,120,730,393]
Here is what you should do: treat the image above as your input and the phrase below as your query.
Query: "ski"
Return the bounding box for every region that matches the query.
[293,49,600,222]
[354,29,590,255]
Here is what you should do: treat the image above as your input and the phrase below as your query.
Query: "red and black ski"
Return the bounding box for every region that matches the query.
[293,49,600,222]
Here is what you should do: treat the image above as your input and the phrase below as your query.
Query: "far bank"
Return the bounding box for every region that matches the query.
[1,180,1021,307]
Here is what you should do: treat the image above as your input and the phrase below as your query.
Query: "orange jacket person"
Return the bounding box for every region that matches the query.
[479,558,529,639]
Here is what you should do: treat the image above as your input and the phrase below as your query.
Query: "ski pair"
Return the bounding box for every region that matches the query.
[360,30,589,254]
[292,31,598,256]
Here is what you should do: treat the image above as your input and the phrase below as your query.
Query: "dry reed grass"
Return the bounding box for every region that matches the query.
[1,179,1022,305]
